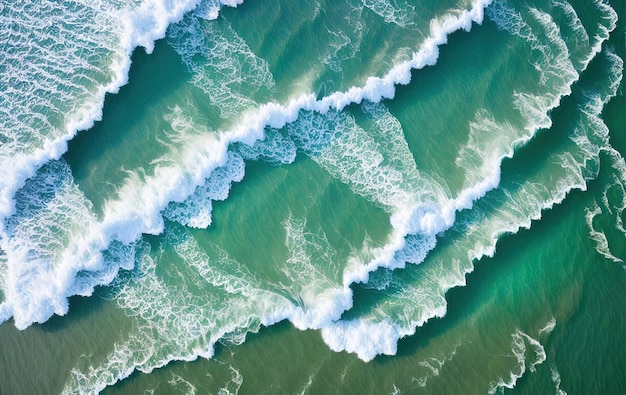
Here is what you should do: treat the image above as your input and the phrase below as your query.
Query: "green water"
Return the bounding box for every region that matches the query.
[1,0,625,394]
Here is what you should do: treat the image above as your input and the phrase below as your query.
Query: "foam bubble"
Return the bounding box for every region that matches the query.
[323,260,453,358]
[587,0,618,68]
[456,111,520,192]
[551,0,591,72]
[195,0,244,21]
[361,102,420,178]
[0,0,127,223]
[50,3,626,385]
[284,101,453,287]
[607,163,626,236]
[287,109,418,209]
[333,0,607,305]
[279,215,354,329]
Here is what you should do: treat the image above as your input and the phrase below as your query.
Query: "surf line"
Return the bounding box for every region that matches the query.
[0,0,244,229]
[102,0,494,279]
[0,0,493,329]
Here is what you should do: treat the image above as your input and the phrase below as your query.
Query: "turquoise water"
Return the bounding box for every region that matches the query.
[1,0,625,393]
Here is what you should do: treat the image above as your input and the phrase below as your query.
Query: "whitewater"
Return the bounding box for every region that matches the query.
[1,0,495,330]
[1,0,625,394]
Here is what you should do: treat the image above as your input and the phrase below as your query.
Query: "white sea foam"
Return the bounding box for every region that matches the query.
[578,50,626,266]
[280,215,354,330]
[357,140,593,360]
[361,0,416,28]
[322,279,449,362]
[18,3,622,391]
[168,373,198,395]
[194,0,243,21]
[0,0,241,224]
[322,318,401,361]
[218,365,244,395]
[0,252,7,321]
[538,316,557,335]
[0,0,236,178]
[13,3,616,382]
[163,151,246,228]
[63,223,352,393]
[318,39,621,360]
[321,140,589,359]
[413,345,460,388]
[1,0,495,329]
[64,233,278,393]
[235,128,297,165]
[361,102,420,178]
[551,0,590,71]
[167,12,274,119]
[607,165,626,236]
[0,0,242,326]
[322,3,365,74]
[386,0,587,246]
[547,0,617,74]
[0,160,130,329]
[487,329,548,394]
[585,202,624,264]
[551,363,568,395]
[286,108,429,210]
[588,0,618,66]
[456,111,520,190]
[3,0,583,355]
[0,0,124,224]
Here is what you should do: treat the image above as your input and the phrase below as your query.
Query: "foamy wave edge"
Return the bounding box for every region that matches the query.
[321,33,622,362]
[0,0,494,330]
[0,0,243,328]
[0,0,243,232]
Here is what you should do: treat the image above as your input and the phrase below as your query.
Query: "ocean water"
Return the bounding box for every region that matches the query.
[0,0,625,394]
